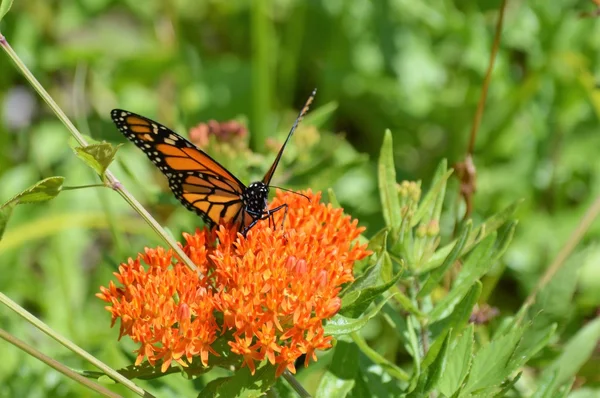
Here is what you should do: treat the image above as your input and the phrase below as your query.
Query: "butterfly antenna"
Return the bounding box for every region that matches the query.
[270,186,311,202]
[288,88,317,138]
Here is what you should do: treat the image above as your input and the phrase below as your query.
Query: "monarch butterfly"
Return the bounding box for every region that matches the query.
[111,89,316,236]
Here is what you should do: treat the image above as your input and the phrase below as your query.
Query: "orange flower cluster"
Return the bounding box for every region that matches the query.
[97,190,370,376]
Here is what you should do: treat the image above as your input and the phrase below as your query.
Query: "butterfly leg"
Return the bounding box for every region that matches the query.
[241,204,288,237]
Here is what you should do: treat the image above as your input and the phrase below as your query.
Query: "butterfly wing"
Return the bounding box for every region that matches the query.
[111,109,247,227]
[262,89,316,185]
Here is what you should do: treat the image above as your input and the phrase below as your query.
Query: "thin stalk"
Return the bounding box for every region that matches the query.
[0,32,199,274]
[0,293,151,397]
[520,194,600,321]
[350,332,411,381]
[62,184,106,190]
[466,0,507,155]
[282,370,312,397]
[0,329,122,398]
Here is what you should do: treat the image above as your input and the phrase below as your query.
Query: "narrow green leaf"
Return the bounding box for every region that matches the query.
[315,341,358,398]
[554,379,576,398]
[494,372,522,397]
[422,331,451,393]
[198,362,277,398]
[428,234,495,322]
[353,357,407,396]
[324,294,397,336]
[0,0,14,21]
[437,324,474,397]
[392,289,424,317]
[490,220,517,263]
[351,331,411,382]
[418,221,472,297]
[506,322,556,372]
[378,130,401,230]
[74,143,122,180]
[429,281,481,340]
[542,316,600,385]
[422,200,521,272]
[1,176,65,208]
[367,228,388,255]
[405,315,421,392]
[411,161,452,226]
[0,203,14,241]
[340,269,401,318]
[327,188,341,208]
[530,370,560,398]
[340,290,361,308]
[345,250,393,296]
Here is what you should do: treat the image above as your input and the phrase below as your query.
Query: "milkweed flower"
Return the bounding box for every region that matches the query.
[97,190,370,376]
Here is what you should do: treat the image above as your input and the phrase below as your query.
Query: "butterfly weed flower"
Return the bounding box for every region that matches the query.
[189,119,248,148]
[97,190,370,377]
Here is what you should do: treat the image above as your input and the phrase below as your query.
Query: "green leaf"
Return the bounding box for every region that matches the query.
[366,228,389,255]
[489,220,517,263]
[418,221,472,298]
[352,357,406,397]
[529,248,585,329]
[555,381,576,398]
[0,0,14,21]
[462,326,524,394]
[198,362,277,398]
[351,331,411,382]
[1,176,65,208]
[429,281,481,340]
[541,316,600,385]
[492,372,522,397]
[378,130,401,230]
[411,160,452,227]
[324,294,397,336]
[315,340,358,398]
[96,375,116,385]
[0,203,14,241]
[437,324,474,397]
[74,143,122,180]
[422,200,520,272]
[405,315,422,392]
[422,331,451,393]
[340,268,402,318]
[506,322,556,372]
[345,250,393,296]
[531,370,560,398]
[428,234,496,322]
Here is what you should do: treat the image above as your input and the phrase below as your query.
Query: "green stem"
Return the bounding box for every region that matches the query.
[0,329,121,398]
[282,370,312,397]
[61,184,106,191]
[0,32,199,274]
[0,293,151,397]
[350,332,411,381]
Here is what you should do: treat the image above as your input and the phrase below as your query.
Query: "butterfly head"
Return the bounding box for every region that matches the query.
[244,182,270,216]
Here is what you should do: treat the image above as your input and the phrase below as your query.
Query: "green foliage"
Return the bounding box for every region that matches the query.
[0,0,12,23]
[2,1,600,397]
[73,142,121,182]
[0,176,64,211]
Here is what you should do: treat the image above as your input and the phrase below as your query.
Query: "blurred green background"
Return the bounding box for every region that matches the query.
[1,0,600,396]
